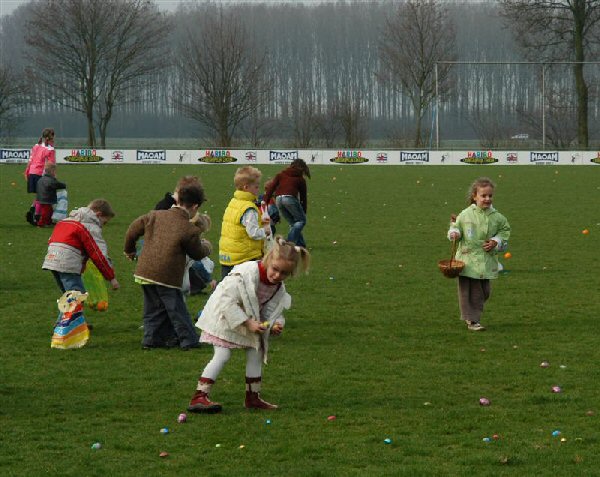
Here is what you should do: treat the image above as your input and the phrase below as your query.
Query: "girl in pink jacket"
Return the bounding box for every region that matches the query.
[25,128,56,225]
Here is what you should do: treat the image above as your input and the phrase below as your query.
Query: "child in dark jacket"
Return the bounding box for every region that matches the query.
[124,180,212,350]
[35,163,66,227]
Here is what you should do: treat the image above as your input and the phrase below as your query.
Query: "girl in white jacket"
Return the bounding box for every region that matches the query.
[188,237,310,413]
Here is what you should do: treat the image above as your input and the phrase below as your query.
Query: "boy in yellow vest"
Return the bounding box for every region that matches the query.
[219,166,271,279]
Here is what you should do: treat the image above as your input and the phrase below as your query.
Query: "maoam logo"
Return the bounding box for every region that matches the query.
[198,150,237,163]
[460,151,498,165]
[330,150,368,164]
[589,152,600,165]
[137,150,166,162]
[400,151,429,164]
[64,149,103,163]
[269,150,298,162]
[0,149,29,163]
[530,152,558,164]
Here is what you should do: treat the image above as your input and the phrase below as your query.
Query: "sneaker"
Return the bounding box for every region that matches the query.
[467,321,486,331]
[188,391,222,413]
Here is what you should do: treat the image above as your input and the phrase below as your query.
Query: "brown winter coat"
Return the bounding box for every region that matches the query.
[124,207,212,288]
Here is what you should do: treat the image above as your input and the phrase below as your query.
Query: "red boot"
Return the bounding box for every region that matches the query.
[244,377,278,410]
[188,378,222,413]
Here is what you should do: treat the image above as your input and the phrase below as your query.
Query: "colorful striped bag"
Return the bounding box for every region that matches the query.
[51,291,90,349]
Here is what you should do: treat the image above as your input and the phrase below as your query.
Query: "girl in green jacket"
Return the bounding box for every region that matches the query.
[448,177,511,331]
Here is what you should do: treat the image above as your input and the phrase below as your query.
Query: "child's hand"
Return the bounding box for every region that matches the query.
[271,322,283,335]
[110,278,120,290]
[245,319,264,334]
[209,280,217,291]
[449,232,459,240]
[483,239,498,252]
[263,224,272,236]
[124,251,137,261]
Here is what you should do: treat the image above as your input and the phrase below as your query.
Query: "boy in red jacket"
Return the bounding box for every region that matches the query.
[43,199,119,294]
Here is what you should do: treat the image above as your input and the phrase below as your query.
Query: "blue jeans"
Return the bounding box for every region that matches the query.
[275,195,306,247]
[52,271,85,294]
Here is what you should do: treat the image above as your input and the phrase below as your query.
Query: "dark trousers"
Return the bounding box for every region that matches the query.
[457,276,491,323]
[142,285,198,348]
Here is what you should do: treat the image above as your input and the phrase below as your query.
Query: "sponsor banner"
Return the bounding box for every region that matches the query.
[0,148,29,163]
[459,150,499,165]
[269,150,298,163]
[137,150,166,163]
[63,148,104,163]
[529,151,558,165]
[198,149,238,164]
[329,150,368,165]
[1,148,596,165]
[399,151,429,165]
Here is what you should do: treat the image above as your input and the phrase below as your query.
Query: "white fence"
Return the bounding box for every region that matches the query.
[2,148,600,165]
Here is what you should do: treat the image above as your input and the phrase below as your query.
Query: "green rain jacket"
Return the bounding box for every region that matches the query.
[447,204,511,280]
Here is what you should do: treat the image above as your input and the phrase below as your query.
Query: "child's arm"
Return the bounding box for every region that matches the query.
[53,177,67,190]
[488,216,511,252]
[447,213,461,240]
[241,208,270,239]
[123,215,147,260]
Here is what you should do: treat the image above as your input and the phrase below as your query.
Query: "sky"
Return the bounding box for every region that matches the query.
[3,0,484,18]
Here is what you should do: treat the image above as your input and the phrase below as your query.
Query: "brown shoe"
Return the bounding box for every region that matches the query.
[188,390,222,413]
[245,391,278,410]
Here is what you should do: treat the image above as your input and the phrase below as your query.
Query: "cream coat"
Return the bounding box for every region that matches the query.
[195,261,291,363]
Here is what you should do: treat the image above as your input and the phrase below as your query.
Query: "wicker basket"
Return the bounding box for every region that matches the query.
[438,240,465,278]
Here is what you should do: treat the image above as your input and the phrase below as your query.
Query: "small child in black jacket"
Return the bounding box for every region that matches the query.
[36,163,66,227]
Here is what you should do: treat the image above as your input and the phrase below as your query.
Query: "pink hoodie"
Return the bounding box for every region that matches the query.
[25,143,56,177]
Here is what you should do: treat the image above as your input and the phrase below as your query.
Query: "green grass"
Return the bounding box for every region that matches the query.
[1,164,599,476]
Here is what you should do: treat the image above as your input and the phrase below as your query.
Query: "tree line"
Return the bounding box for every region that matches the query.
[0,0,598,149]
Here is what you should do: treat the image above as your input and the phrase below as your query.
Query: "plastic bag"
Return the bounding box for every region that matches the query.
[82,262,109,311]
[52,189,68,223]
[51,290,90,349]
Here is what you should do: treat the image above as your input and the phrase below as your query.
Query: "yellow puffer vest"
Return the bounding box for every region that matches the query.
[219,190,263,265]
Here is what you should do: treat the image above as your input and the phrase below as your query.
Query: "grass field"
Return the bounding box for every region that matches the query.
[1,164,599,476]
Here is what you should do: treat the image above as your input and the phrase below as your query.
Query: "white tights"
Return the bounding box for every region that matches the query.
[201,346,262,381]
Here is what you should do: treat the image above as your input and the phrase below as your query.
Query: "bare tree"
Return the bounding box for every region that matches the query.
[290,101,319,148]
[338,97,369,148]
[26,0,168,147]
[378,0,456,147]
[175,7,270,147]
[517,83,579,148]
[500,0,600,149]
[314,108,342,148]
[0,67,26,137]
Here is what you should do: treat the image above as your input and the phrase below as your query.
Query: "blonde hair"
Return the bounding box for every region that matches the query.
[234,166,262,190]
[263,236,310,277]
[88,199,115,218]
[44,163,57,174]
[467,177,495,205]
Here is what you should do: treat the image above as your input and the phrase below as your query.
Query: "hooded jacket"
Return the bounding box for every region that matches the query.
[196,261,291,363]
[263,166,307,212]
[42,207,114,280]
[448,204,510,280]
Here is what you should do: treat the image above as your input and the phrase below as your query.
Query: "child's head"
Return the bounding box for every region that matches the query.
[44,163,57,176]
[234,166,262,196]
[190,212,211,234]
[177,182,206,209]
[88,199,115,225]
[468,177,495,209]
[173,176,201,200]
[262,236,310,284]
[290,158,311,179]
[39,128,55,145]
